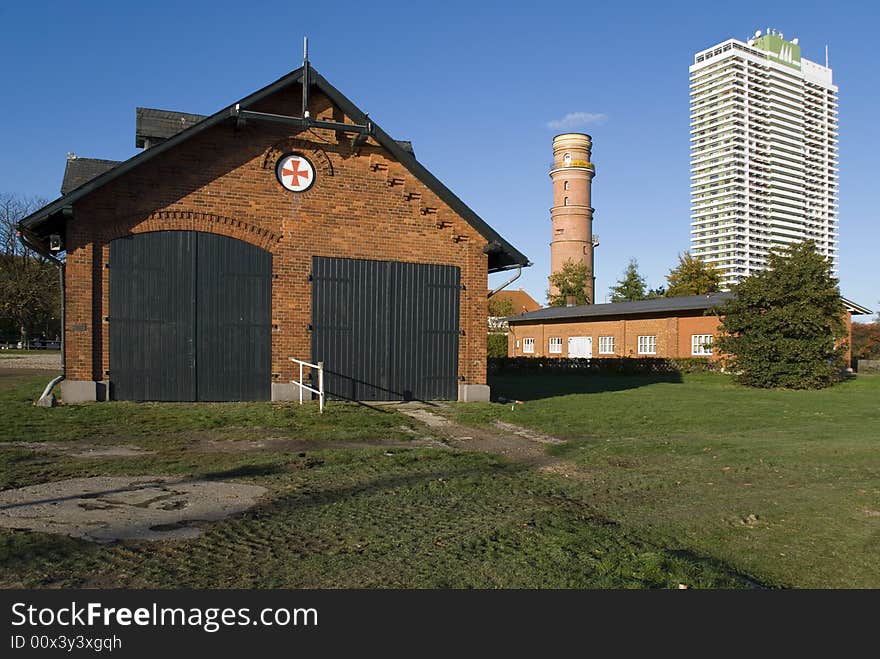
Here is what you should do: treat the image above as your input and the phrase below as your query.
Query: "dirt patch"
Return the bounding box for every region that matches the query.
[0,476,266,542]
[193,435,446,453]
[399,403,585,479]
[0,353,60,370]
[492,420,564,445]
[398,406,452,428]
[1,442,155,459]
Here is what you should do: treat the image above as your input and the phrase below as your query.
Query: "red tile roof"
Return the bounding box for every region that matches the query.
[490,288,542,314]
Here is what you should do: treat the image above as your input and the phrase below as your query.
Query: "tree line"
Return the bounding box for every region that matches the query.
[0,192,61,347]
[547,251,722,307]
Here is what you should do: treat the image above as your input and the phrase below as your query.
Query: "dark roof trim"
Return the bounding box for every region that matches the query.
[509,291,874,323]
[21,66,529,272]
[311,70,529,271]
[842,297,872,315]
[508,292,734,323]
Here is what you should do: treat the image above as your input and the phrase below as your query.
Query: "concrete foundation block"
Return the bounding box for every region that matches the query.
[61,380,99,404]
[271,383,300,402]
[458,383,491,403]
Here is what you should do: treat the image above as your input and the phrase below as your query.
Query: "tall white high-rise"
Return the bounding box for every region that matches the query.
[689,30,838,288]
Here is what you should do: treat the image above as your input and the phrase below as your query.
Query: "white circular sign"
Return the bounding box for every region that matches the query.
[276,153,315,192]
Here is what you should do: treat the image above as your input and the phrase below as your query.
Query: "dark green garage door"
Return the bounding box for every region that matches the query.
[311,256,460,401]
[109,231,272,401]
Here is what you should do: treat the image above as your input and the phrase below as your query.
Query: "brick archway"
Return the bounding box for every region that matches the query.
[262,139,334,176]
[97,210,281,251]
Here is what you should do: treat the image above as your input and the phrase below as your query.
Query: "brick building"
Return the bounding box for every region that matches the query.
[508,292,870,362]
[18,63,528,402]
[491,288,542,315]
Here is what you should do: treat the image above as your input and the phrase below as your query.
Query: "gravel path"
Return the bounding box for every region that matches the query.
[0,353,61,370]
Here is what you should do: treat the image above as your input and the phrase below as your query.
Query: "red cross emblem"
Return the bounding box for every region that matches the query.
[276,153,315,192]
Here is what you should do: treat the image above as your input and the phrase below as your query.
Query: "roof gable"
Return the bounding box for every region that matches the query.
[490,288,542,314]
[61,156,121,195]
[136,107,207,148]
[20,66,528,273]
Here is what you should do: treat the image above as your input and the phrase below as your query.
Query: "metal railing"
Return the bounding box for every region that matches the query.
[289,357,325,413]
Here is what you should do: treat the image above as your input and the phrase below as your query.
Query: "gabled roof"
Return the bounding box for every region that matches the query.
[136,107,207,148]
[842,297,873,315]
[19,66,529,273]
[61,157,121,195]
[490,288,542,314]
[508,292,733,323]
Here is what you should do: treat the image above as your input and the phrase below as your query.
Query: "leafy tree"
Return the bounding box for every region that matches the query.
[0,193,59,346]
[487,296,515,319]
[852,322,880,361]
[608,258,647,302]
[547,259,592,306]
[487,295,515,334]
[487,333,509,358]
[665,251,722,297]
[715,241,846,389]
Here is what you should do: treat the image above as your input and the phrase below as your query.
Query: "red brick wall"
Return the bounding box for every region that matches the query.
[508,312,724,359]
[677,315,723,358]
[507,310,852,364]
[63,88,489,387]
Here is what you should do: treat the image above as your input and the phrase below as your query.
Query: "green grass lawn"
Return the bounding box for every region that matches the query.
[0,375,749,589]
[450,373,880,588]
[0,374,414,444]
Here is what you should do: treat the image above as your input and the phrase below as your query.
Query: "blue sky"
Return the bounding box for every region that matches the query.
[1,1,875,318]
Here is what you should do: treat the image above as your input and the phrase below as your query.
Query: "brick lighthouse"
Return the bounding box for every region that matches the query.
[549,133,597,303]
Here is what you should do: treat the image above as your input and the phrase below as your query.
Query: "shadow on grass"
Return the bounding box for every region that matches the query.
[488,373,684,402]
[201,463,286,480]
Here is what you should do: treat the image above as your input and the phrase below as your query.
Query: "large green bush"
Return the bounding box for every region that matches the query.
[487,334,509,358]
[715,241,846,389]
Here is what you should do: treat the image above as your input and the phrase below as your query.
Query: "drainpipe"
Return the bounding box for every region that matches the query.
[17,230,65,406]
[488,265,522,298]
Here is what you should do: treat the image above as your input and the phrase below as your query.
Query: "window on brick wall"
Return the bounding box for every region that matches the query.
[637,335,656,355]
[598,336,615,354]
[548,337,562,354]
[692,334,714,356]
[523,338,535,354]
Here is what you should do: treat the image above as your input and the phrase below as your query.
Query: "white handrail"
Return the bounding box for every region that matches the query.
[289,357,325,413]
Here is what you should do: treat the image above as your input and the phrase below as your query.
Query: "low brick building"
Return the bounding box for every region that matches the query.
[508,293,870,361]
[18,63,528,402]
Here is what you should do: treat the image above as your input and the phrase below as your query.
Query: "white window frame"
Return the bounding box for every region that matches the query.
[598,336,615,355]
[523,337,535,354]
[548,337,562,354]
[637,335,656,355]
[691,334,714,356]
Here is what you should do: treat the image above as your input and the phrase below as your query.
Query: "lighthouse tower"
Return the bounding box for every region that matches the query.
[549,133,596,304]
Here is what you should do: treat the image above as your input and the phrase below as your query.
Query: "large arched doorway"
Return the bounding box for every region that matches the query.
[108,231,272,401]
